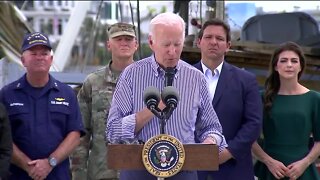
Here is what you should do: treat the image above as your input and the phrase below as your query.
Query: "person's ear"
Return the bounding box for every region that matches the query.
[148,35,154,51]
[196,38,201,48]
[149,37,153,45]
[21,56,25,66]
[226,41,231,51]
[106,40,111,51]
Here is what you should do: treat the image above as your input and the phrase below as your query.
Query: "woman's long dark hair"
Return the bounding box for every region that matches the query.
[264,41,306,113]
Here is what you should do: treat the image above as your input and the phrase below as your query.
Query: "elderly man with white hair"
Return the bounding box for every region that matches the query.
[106,12,227,180]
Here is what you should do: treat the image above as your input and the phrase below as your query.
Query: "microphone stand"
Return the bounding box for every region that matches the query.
[150,105,175,134]
[149,107,167,134]
[160,106,176,134]
[154,107,174,180]
[148,84,177,180]
[159,112,167,135]
[144,85,178,180]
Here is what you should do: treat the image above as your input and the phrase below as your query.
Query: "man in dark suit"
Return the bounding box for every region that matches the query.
[193,19,263,180]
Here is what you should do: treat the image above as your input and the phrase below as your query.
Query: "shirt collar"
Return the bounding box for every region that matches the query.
[14,74,59,91]
[150,54,181,79]
[201,61,223,77]
[105,61,120,83]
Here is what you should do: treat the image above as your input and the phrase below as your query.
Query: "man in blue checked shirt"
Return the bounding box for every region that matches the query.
[106,12,227,180]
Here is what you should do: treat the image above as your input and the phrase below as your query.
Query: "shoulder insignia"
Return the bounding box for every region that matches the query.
[55,98,65,101]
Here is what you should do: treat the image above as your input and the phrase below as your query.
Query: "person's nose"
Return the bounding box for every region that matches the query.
[35,53,44,60]
[209,37,217,45]
[168,46,176,55]
[120,39,128,46]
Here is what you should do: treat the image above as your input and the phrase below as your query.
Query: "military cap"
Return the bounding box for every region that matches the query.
[108,22,136,38]
[21,32,52,52]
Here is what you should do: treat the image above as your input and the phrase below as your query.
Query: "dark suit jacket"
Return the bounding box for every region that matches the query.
[194,61,262,180]
[0,103,12,178]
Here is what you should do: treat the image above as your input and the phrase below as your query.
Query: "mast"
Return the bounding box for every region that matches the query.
[205,0,225,20]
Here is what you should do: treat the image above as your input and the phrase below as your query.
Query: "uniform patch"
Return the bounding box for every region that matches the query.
[10,102,24,106]
[51,97,69,106]
[55,98,65,101]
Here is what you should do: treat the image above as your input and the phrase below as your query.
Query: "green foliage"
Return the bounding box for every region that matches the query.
[147,6,157,15]
[139,43,152,59]
[160,6,167,13]
[146,5,167,18]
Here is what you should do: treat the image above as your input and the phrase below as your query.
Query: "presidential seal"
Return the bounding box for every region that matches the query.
[142,134,185,178]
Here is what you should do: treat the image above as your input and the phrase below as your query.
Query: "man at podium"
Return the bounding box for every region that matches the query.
[106,12,227,180]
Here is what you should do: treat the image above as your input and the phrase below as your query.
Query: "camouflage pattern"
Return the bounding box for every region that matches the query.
[71,63,120,180]
[107,22,136,38]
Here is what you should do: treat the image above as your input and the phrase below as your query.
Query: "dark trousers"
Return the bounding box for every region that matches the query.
[197,171,214,180]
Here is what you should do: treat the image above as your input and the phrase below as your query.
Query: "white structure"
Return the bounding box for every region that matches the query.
[22,1,77,42]
[21,1,132,44]
[18,1,134,71]
[53,1,91,71]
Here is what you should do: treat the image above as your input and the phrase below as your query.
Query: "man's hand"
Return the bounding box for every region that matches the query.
[202,136,216,144]
[27,159,53,180]
[219,149,233,164]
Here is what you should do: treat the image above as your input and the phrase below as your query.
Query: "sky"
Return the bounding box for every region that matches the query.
[137,1,320,12]
[225,1,320,12]
[126,1,320,35]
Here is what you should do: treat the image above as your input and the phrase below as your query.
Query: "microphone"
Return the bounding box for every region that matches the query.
[161,86,179,119]
[164,67,177,87]
[143,86,161,110]
[161,86,179,109]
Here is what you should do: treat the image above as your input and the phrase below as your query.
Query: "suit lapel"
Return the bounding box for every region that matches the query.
[193,62,203,72]
[194,61,233,107]
[213,62,233,107]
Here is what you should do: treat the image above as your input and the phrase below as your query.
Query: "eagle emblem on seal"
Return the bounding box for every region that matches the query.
[154,145,175,167]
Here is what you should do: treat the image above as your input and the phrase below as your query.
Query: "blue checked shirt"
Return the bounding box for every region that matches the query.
[106,55,228,151]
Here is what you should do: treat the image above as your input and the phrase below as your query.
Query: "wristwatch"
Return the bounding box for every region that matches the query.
[48,157,57,167]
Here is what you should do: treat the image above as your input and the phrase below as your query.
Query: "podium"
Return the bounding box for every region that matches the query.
[107,143,219,177]
[107,85,220,178]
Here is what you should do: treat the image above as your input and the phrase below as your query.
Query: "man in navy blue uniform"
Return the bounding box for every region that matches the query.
[0,32,85,180]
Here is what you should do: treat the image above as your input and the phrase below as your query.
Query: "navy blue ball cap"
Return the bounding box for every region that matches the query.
[21,32,52,52]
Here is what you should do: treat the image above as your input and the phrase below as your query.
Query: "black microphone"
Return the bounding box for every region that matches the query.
[143,86,161,110]
[164,67,177,87]
[161,86,179,109]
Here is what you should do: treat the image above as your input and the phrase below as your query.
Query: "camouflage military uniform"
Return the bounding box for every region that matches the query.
[71,63,119,180]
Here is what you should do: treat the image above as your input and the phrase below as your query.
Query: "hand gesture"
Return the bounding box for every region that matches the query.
[265,158,289,179]
[28,159,53,180]
[286,159,309,180]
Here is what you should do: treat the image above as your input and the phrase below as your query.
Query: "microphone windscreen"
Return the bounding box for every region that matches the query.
[143,86,161,105]
[161,86,179,102]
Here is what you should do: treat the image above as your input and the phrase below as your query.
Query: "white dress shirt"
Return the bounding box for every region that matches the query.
[201,61,223,102]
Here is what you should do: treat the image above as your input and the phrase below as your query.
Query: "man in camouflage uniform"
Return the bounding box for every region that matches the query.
[71,22,138,180]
